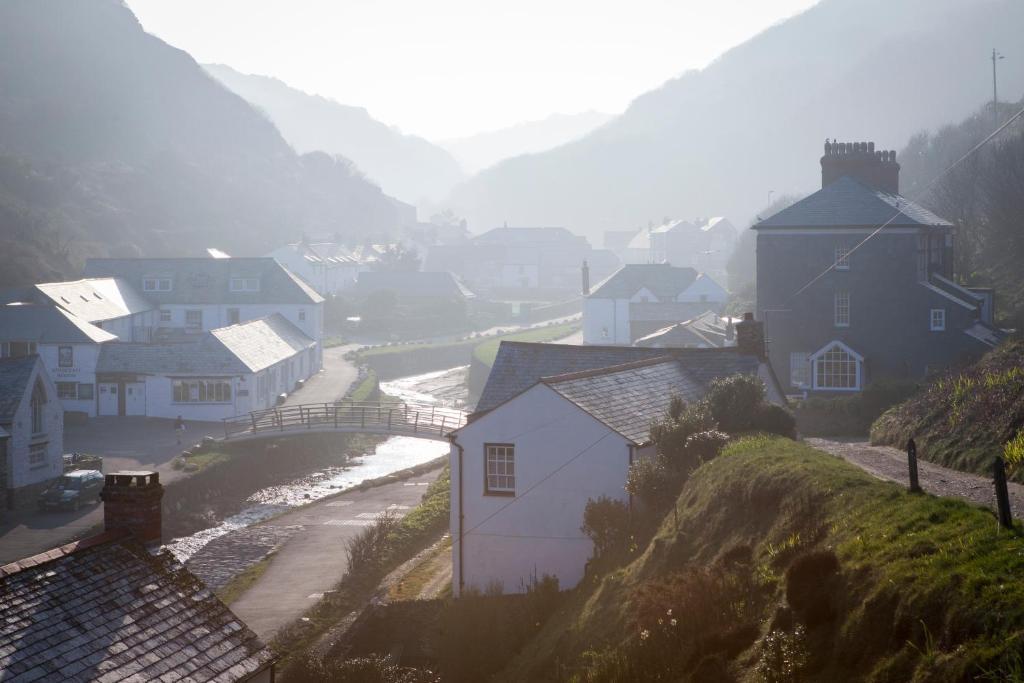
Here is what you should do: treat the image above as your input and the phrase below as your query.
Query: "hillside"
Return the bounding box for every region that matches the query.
[497,437,1024,681]
[205,64,465,205]
[446,0,1024,241]
[439,111,613,174]
[0,0,406,288]
[871,339,1024,481]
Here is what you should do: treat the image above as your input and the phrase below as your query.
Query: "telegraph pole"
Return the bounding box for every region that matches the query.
[992,48,1004,130]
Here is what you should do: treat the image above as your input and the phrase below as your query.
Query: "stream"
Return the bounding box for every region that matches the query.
[164,366,468,564]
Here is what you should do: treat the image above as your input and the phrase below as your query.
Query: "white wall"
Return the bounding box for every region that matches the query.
[5,361,63,491]
[450,384,633,594]
[582,298,630,345]
[677,276,728,304]
[37,343,102,417]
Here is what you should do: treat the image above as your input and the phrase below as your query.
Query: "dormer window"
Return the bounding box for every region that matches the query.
[143,277,172,292]
[230,277,260,292]
[835,245,850,270]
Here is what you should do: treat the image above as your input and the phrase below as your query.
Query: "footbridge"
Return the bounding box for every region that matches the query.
[220,400,467,443]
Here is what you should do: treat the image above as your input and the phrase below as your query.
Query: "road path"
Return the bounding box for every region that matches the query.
[807,438,1024,519]
[230,467,443,641]
[284,344,358,407]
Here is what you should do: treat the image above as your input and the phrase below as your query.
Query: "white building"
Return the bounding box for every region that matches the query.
[94,314,316,420]
[0,355,64,509]
[0,304,116,418]
[34,278,158,342]
[583,264,729,345]
[450,335,784,595]
[267,241,365,295]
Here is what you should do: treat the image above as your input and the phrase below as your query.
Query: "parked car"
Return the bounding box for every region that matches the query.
[38,470,105,512]
[63,452,103,473]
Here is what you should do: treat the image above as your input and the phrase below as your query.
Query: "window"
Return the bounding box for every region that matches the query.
[485,444,515,495]
[159,310,172,323]
[29,443,47,469]
[185,310,203,330]
[143,277,172,292]
[227,308,240,325]
[57,382,78,400]
[31,379,46,434]
[790,352,811,389]
[813,343,861,391]
[835,245,850,270]
[172,379,232,403]
[930,308,946,331]
[229,277,260,292]
[834,291,850,327]
[2,341,37,358]
[77,383,94,400]
[58,345,73,368]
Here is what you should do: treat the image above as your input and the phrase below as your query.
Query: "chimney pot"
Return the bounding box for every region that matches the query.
[821,139,900,193]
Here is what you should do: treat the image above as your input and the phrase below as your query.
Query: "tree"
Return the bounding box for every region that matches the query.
[372,245,422,272]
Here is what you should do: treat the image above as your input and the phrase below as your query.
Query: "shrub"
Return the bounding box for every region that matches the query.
[581,496,630,560]
[625,457,676,511]
[1005,431,1024,474]
[289,653,440,682]
[346,509,402,575]
[752,404,798,439]
[705,374,766,432]
[755,625,808,683]
[785,550,840,625]
[651,402,717,466]
[685,430,731,463]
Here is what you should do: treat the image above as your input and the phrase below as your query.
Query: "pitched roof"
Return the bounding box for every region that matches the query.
[354,270,475,299]
[97,314,313,376]
[0,304,116,344]
[475,341,762,415]
[543,357,703,444]
[84,257,324,305]
[0,530,275,682]
[36,277,154,323]
[0,355,38,421]
[473,226,585,246]
[635,311,733,348]
[753,176,952,229]
[589,263,699,300]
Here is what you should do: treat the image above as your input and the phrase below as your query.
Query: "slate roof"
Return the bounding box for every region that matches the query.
[354,271,475,300]
[0,355,37,421]
[0,304,117,344]
[97,315,313,376]
[635,311,733,348]
[0,530,275,682]
[84,257,324,305]
[475,341,762,415]
[36,277,154,323]
[543,357,703,444]
[589,264,699,300]
[753,176,952,229]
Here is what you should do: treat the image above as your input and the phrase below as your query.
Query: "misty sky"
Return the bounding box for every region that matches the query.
[127,0,819,141]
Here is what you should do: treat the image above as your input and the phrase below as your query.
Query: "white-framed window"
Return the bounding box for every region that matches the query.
[1,341,37,358]
[834,245,851,270]
[56,382,78,400]
[834,291,850,327]
[185,310,203,330]
[28,443,47,469]
[790,352,811,389]
[172,379,232,403]
[143,277,172,292]
[229,277,260,292]
[485,443,515,495]
[812,342,862,391]
[159,310,172,323]
[930,308,946,331]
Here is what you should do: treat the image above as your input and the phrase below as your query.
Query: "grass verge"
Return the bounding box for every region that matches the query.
[471,322,579,367]
[216,553,274,605]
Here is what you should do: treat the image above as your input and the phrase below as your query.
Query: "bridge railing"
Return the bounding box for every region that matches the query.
[221,400,467,441]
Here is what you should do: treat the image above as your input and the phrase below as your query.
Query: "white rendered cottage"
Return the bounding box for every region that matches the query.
[449,333,783,595]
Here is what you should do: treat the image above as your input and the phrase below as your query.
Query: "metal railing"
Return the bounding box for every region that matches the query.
[221,400,467,441]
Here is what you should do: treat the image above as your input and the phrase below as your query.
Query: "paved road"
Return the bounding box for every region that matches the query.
[808,438,1024,518]
[284,344,359,407]
[230,468,443,641]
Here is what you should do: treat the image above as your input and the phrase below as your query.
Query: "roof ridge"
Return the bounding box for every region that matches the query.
[541,355,677,383]
[0,529,132,579]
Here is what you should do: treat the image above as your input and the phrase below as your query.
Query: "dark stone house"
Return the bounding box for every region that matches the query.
[755,140,1003,394]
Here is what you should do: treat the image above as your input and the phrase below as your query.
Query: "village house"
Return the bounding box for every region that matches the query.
[617,217,738,277]
[0,471,276,681]
[449,322,783,595]
[95,314,316,419]
[582,263,729,345]
[755,140,1004,394]
[267,240,365,295]
[353,270,476,304]
[0,355,63,509]
[634,310,737,349]
[0,304,116,418]
[32,277,158,342]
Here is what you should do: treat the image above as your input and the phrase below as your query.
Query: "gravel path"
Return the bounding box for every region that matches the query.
[807,438,1024,519]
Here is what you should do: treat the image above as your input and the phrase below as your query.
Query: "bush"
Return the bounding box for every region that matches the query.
[289,653,440,682]
[581,496,630,559]
[685,430,731,463]
[651,401,717,467]
[625,457,676,511]
[705,374,766,432]
[1004,431,1024,474]
[346,509,402,575]
[755,625,808,683]
[752,404,798,439]
[785,549,840,625]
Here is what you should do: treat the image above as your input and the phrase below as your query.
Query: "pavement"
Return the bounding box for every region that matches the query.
[284,344,359,407]
[230,467,444,641]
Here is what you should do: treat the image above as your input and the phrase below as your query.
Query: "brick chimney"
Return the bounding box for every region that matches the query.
[581,259,591,296]
[735,312,766,359]
[821,140,900,194]
[100,471,164,545]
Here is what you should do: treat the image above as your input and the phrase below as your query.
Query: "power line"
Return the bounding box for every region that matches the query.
[784,102,1024,305]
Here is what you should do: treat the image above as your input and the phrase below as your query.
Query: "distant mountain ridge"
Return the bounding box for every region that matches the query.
[204,64,465,205]
[0,0,407,287]
[439,111,614,174]
[446,0,1024,241]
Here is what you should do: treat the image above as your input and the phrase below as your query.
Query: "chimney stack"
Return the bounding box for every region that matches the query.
[100,471,163,545]
[821,139,900,194]
[581,259,591,296]
[735,312,766,360]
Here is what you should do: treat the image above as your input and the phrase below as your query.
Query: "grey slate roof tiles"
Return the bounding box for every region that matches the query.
[0,531,274,682]
[35,278,154,323]
[0,304,117,345]
[0,356,36,420]
[588,263,699,300]
[354,271,475,300]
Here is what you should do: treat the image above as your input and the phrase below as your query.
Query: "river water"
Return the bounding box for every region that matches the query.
[164,367,467,562]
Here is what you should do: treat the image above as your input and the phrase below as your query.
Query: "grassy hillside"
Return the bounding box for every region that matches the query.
[497,437,1024,682]
[871,339,1024,481]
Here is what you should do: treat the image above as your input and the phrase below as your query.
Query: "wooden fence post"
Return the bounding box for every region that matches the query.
[994,456,1013,530]
[907,438,921,493]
